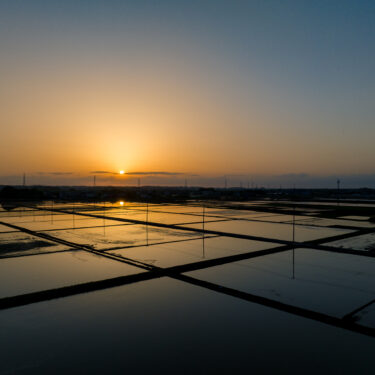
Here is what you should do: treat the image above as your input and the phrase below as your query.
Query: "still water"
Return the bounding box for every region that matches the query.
[0,201,374,374]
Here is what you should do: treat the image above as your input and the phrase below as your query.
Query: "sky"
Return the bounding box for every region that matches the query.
[1,0,374,187]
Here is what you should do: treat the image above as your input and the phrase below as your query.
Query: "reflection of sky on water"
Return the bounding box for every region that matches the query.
[182,220,352,242]
[0,277,373,374]
[0,201,374,374]
[110,236,277,268]
[187,248,375,317]
[0,250,143,298]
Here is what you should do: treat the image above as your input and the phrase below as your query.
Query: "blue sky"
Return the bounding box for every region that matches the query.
[0,1,374,187]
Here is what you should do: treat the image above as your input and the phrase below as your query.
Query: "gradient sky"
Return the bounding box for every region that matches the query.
[1,0,374,186]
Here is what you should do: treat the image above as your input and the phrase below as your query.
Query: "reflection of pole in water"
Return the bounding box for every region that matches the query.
[72,202,75,229]
[292,204,295,279]
[202,235,205,259]
[51,201,54,224]
[202,205,205,235]
[202,205,205,258]
[292,206,295,243]
[103,202,106,236]
[146,202,149,246]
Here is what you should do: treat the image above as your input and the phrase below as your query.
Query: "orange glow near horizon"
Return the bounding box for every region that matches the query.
[1,1,375,183]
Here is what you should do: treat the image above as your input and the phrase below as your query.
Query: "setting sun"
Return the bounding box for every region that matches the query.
[119,170,125,175]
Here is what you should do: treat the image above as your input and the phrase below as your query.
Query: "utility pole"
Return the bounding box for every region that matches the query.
[103,202,106,235]
[93,175,96,187]
[202,205,205,238]
[292,183,296,280]
[146,202,149,246]
[23,173,26,186]
[292,204,295,279]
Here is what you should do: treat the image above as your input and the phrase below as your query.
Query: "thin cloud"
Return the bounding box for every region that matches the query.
[125,171,184,176]
[36,172,73,176]
[90,171,117,175]
[49,172,73,176]
[90,170,192,176]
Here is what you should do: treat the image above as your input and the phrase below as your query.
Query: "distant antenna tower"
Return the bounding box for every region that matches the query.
[23,173,26,186]
[93,175,96,187]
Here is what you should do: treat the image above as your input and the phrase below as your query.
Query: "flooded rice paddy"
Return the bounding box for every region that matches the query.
[0,200,374,374]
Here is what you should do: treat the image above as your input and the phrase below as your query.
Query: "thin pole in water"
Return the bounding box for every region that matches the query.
[146,202,149,246]
[72,202,75,229]
[103,202,106,236]
[292,185,296,279]
[292,206,295,279]
[51,201,54,224]
[202,205,205,258]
